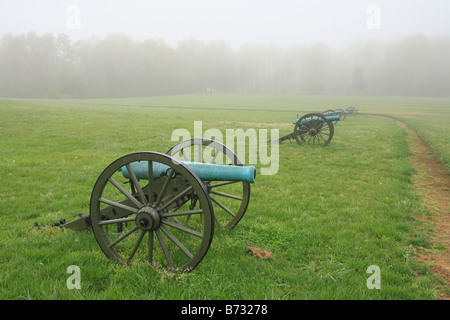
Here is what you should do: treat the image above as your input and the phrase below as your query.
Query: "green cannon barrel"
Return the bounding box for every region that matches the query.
[121,161,256,183]
[293,115,340,125]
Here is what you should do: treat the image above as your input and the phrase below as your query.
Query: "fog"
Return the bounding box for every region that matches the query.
[1,1,449,98]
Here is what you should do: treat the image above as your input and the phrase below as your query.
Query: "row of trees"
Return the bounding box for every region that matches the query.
[0,32,449,98]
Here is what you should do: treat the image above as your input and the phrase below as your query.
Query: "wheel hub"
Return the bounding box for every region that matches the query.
[136,206,161,231]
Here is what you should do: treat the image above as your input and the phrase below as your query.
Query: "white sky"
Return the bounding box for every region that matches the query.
[1,0,449,49]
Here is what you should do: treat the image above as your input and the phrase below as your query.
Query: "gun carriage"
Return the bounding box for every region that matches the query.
[59,139,256,271]
[274,113,338,146]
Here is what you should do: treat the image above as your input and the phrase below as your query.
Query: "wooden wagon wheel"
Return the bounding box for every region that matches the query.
[90,151,214,271]
[294,113,334,146]
[167,139,250,230]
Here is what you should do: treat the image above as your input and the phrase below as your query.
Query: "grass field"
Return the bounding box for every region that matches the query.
[0,94,448,300]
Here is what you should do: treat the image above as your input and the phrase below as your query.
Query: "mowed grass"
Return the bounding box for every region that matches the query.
[0,94,447,300]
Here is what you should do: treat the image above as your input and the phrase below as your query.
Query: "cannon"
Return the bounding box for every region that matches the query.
[323,109,347,124]
[324,107,359,118]
[273,113,337,146]
[345,107,359,115]
[60,139,256,271]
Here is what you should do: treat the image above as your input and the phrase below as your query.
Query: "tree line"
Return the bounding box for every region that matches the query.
[0,32,449,98]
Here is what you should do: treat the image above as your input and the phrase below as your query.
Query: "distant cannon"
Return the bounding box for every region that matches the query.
[345,107,359,115]
[273,113,337,146]
[323,109,347,124]
[59,139,256,271]
[322,107,359,122]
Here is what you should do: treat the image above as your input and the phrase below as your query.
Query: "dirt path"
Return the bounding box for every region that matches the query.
[397,121,450,299]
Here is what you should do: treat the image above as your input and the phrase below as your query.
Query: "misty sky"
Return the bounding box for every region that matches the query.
[1,0,449,48]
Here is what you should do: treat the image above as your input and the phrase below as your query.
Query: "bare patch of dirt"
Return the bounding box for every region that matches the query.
[398,121,450,299]
[248,246,272,260]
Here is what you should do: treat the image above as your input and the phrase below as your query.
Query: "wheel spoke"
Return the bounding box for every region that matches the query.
[155,168,175,207]
[317,128,330,136]
[148,231,154,263]
[298,127,308,135]
[108,225,139,248]
[210,190,243,201]
[98,216,136,226]
[316,133,325,143]
[210,195,236,218]
[162,219,203,238]
[213,213,222,228]
[317,124,330,133]
[162,209,203,218]
[316,135,323,146]
[126,164,148,206]
[317,133,328,143]
[127,230,146,264]
[304,133,313,144]
[209,181,239,188]
[160,225,194,259]
[107,177,142,208]
[159,186,193,211]
[155,230,173,268]
[99,198,139,213]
